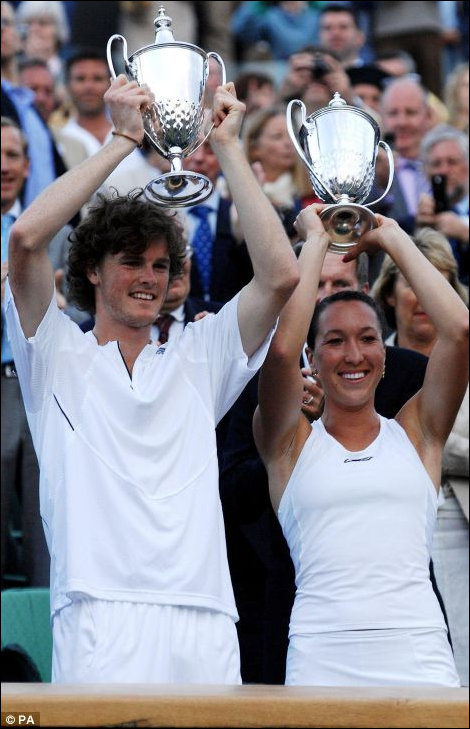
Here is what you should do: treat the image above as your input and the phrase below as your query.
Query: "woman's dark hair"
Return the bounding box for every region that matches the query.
[66,190,186,314]
[307,290,387,349]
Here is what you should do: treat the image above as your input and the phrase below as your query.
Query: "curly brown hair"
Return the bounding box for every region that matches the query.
[66,190,186,314]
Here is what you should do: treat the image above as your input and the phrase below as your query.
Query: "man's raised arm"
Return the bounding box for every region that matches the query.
[209,84,300,357]
[8,76,153,337]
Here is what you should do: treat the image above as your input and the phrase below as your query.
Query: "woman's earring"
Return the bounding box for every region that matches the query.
[381,364,386,379]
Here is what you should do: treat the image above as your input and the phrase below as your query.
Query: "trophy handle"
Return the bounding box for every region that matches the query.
[207,51,227,86]
[107,34,171,159]
[365,140,395,209]
[107,34,133,80]
[189,51,227,155]
[287,99,337,202]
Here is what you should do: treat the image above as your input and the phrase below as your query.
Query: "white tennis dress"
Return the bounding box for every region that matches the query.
[278,416,460,686]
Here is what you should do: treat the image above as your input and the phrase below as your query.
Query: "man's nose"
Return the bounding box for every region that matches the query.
[140,263,157,282]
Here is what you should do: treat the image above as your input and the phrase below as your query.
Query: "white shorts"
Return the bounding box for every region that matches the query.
[286,628,460,687]
[52,598,241,684]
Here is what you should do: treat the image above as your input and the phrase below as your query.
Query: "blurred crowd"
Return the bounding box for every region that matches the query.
[1,0,468,686]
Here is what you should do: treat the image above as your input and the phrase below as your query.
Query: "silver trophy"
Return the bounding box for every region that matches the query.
[287,93,394,253]
[107,6,226,207]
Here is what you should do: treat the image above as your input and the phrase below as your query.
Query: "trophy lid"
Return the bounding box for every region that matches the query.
[305,91,379,137]
[154,6,175,44]
[328,92,347,108]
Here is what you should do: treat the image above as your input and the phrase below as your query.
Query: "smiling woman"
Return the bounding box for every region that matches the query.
[254,205,469,687]
[305,292,386,417]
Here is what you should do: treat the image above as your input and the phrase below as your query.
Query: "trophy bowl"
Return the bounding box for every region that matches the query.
[287,93,394,253]
[107,6,226,207]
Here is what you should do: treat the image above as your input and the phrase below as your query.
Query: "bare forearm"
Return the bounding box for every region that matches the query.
[216,142,298,292]
[272,232,329,359]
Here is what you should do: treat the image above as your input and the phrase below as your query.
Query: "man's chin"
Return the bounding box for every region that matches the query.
[448,185,465,205]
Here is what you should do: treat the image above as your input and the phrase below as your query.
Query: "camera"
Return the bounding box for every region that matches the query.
[431,174,450,213]
[311,55,331,81]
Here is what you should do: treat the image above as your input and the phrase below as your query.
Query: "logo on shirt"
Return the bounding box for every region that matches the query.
[344,456,374,463]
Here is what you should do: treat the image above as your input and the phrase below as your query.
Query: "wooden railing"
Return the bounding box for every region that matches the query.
[1,683,468,727]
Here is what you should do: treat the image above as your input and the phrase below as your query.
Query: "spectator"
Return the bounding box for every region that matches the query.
[151,244,222,342]
[232,1,323,62]
[1,1,67,206]
[444,62,469,134]
[233,71,277,117]
[318,3,366,68]
[317,3,366,67]
[182,140,253,303]
[371,227,469,686]
[254,206,467,686]
[18,57,56,123]
[16,0,69,96]
[243,105,302,237]
[4,78,299,683]
[417,124,469,284]
[345,64,390,115]
[279,46,357,112]
[380,77,432,233]
[375,48,418,78]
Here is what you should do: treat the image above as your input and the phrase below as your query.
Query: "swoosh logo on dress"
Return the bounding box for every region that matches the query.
[344,456,374,463]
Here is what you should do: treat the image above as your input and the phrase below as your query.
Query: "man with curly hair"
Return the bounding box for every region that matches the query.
[4,75,299,684]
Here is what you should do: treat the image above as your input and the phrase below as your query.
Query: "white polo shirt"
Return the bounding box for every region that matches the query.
[5,284,272,620]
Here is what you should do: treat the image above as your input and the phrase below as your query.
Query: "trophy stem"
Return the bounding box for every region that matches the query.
[168,147,183,173]
[320,203,378,255]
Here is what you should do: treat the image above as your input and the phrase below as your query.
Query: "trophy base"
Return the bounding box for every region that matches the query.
[320,203,377,255]
[145,172,213,208]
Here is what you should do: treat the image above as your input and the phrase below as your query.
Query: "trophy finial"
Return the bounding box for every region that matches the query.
[154,6,175,44]
[329,92,347,107]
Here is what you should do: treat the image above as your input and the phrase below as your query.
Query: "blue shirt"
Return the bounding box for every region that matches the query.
[1,80,57,206]
[1,208,18,364]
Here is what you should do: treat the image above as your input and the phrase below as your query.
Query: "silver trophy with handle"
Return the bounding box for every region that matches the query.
[287,92,394,253]
[107,6,226,207]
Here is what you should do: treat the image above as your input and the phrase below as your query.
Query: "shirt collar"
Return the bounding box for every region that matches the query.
[5,200,22,220]
[453,195,469,215]
[169,304,185,322]
[1,79,34,104]
[396,156,421,172]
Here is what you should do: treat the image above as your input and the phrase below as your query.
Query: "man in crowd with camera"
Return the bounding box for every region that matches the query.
[417,124,469,284]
